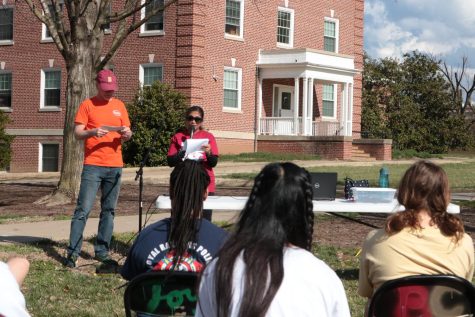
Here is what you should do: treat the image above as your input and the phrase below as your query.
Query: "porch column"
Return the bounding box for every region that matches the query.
[348,83,353,136]
[293,77,299,135]
[307,78,314,135]
[257,77,263,136]
[341,82,353,137]
[302,77,308,136]
[340,83,347,136]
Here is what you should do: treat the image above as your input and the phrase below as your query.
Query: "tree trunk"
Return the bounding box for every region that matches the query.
[35,62,95,206]
[35,43,102,205]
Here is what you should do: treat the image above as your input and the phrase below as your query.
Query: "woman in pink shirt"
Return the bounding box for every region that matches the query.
[167,106,219,220]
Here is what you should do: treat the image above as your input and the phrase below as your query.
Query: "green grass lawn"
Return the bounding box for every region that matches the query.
[2,233,365,316]
[224,161,475,191]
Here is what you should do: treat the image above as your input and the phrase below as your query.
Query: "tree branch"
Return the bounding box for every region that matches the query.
[99,0,176,69]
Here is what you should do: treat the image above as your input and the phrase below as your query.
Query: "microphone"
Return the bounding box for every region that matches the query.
[190,126,196,139]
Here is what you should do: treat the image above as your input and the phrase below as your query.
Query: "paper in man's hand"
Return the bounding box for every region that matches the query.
[101,126,125,132]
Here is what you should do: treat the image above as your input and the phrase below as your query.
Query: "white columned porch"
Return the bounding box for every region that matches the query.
[256,48,358,137]
[293,77,299,135]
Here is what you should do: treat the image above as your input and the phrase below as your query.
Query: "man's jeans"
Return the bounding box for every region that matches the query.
[67,165,122,258]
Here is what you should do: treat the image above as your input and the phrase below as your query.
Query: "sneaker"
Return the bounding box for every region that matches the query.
[94,254,119,267]
[64,255,77,268]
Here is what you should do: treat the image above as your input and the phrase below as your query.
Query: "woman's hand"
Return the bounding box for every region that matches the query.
[201,144,211,155]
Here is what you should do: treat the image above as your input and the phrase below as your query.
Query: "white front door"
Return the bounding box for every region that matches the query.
[275,86,294,117]
[273,85,294,135]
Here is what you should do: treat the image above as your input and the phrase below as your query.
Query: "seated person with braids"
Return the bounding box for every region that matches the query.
[120,160,228,280]
[197,162,351,317]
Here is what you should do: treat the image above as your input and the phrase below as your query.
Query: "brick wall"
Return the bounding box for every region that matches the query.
[257,136,353,160]
[217,138,254,154]
[10,136,63,173]
[353,139,393,160]
[2,0,365,172]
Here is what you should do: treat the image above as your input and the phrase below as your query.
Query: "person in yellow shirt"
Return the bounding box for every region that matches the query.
[358,160,474,306]
[64,69,132,268]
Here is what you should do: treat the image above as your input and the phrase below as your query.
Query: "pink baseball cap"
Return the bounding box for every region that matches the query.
[96,69,118,91]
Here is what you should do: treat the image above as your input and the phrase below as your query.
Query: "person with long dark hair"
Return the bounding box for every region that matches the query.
[120,160,227,280]
[197,162,351,317]
[358,160,474,300]
[167,105,218,221]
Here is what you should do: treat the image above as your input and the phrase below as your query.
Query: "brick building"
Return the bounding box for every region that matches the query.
[0,0,391,173]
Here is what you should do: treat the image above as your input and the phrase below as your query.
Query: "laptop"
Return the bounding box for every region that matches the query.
[310,172,338,200]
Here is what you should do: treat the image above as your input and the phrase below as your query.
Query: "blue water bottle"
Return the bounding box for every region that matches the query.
[379,167,389,188]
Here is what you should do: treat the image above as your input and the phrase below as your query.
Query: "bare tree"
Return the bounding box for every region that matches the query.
[18,0,176,205]
[440,56,475,119]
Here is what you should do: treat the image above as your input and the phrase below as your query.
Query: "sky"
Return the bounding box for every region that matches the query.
[364,0,475,70]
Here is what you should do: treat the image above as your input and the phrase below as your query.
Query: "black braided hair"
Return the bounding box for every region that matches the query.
[168,159,210,269]
[213,162,314,317]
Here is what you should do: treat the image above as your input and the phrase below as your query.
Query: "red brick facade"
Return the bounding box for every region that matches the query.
[1,0,371,172]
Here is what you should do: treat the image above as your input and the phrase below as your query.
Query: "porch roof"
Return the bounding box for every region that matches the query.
[256,48,360,83]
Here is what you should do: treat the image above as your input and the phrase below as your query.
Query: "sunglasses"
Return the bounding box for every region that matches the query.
[186,115,203,123]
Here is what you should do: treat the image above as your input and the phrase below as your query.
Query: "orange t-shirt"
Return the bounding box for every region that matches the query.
[75,97,131,167]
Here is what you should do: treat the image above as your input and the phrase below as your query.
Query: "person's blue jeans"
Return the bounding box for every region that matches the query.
[67,165,122,258]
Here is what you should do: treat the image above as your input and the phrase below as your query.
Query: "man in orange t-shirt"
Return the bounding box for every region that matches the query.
[65,69,132,269]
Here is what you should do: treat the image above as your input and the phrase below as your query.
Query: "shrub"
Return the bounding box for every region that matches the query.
[123,81,189,166]
[0,110,14,169]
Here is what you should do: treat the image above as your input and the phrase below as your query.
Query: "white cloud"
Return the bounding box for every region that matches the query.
[364,0,475,62]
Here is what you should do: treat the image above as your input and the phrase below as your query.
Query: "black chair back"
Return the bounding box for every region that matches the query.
[124,271,199,317]
[368,275,475,317]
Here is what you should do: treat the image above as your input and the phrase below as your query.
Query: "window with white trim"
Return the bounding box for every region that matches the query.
[103,3,112,33]
[324,18,338,53]
[322,84,336,118]
[0,7,13,43]
[41,69,61,108]
[140,0,164,35]
[40,143,59,172]
[225,0,244,38]
[139,64,163,86]
[42,3,64,41]
[0,72,12,109]
[277,7,294,47]
[223,67,242,110]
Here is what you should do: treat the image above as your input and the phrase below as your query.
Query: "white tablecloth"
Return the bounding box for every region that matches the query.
[155,196,460,214]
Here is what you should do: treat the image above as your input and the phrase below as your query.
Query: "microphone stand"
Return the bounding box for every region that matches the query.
[135,129,160,232]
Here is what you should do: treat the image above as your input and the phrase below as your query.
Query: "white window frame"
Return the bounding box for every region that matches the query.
[276,7,294,48]
[40,68,61,110]
[139,0,165,36]
[224,0,244,41]
[139,63,163,87]
[0,6,14,45]
[38,142,60,172]
[0,71,12,111]
[323,17,339,53]
[41,2,64,42]
[103,2,112,34]
[322,83,337,120]
[223,66,242,111]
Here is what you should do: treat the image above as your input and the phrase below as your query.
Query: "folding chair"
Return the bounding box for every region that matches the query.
[124,271,199,317]
[368,274,475,317]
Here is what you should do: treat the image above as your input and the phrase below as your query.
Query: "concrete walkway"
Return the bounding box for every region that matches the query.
[0,211,240,244]
[0,157,473,243]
